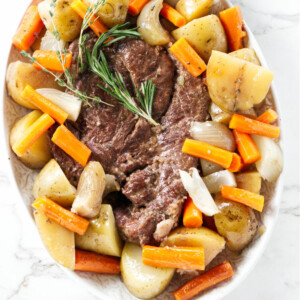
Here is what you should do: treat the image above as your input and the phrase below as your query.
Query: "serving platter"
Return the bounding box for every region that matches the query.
[2,0,283,299]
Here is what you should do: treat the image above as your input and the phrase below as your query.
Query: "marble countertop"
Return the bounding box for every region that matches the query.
[0,0,299,299]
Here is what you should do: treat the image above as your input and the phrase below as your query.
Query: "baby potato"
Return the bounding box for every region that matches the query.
[172,15,227,62]
[33,159,76,207]
[229,48,260,65]
[207,51,274,112]
[235,171,262,194]
[176,0,213,22]
[6,61,63,109]
[214,194,258,252]
[121,243,175,299]
[75,204,123,257]
[10,110,52,169]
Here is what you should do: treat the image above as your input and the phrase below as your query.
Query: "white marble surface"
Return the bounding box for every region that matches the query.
[0,0,299,299]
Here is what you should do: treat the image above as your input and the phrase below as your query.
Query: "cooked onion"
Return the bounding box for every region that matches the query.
[179,168,219,216]
[103,174,120,197]
[40,30,67,51]
[36,88,82,122]
[137,0,170,46]
[203,170,237,194]
[190,121,236,152]
[252,135,283,182]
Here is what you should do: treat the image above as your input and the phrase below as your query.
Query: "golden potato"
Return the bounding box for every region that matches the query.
[209,102,232,124]
[172,15,227,62]
[34,210,75,269]
[33,159,76,207]
[162,227,225,266]
[235,171,262,194]
[229,48,260,65]
[10,110,52,169]
[6,61,63,109]
[121,243,175,299]
[214,194,258,251]
[38,0,82,42]
[176,0,213,22]
[207,51,274,112]
[75,204,123,257]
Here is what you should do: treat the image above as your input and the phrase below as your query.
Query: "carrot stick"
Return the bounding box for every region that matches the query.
[22,85,68,124]
[233,130,261,164]
[142,246,205,270]
[128,0,150,16]
[227,153,243,172]
[256,108,278,124]
[160,3,186,27]
[229,114,280,138]
[33,50,72,72]
[170,38,206,77]
[182,139,234,169]
[221,185,264,212]
[32,196,89,235]
[12,113,55,157]
[173,261,234,300]
[71,0,108,37]
[12,5,44,51]
[219,6,246,51]
[51,125,92,167]
[183,196,203,228]
[75,250,120,274]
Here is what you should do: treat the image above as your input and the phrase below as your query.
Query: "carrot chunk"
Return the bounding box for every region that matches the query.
[227,153,243,172]
[183,196,203,228]
[128,0,150,16]
[256,108,278,124]
[160,3,186,27]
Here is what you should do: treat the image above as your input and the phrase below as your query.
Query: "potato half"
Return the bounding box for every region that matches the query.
[176,0,213,22]
[235,171,262,194]
[229,48,260,65]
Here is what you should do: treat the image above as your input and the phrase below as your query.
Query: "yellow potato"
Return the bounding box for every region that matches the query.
[34,210,75,269]
[6,61,63,109]
[33,159,76,207]
[229,48,260,65]
[121,243,175,299]
[75,204,123,257]
[209,102,232,124]
[172,15,227,62]
[176,0,213,22]
[235,171,262,194]
[162,227,225,266]
[207,51,274,112]
[10,110,52,169]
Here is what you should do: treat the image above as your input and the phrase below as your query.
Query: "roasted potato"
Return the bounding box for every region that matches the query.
[214,194,258,252]
[207,51,274,112]
[75,204,123,257]
[10,110,52,169]
[229,48,260,65]
[200,158,224,176]
[34,210,75,269]
[235,171,262,194]
[71,161,106,219]
[172,15,227,62]
[38,0,82,42]
[6,61,63,109]
[121,242,175,299]
[209,102,232,124]
[162,227,225,266]
[176,0,213,22]
[33,159,76,207]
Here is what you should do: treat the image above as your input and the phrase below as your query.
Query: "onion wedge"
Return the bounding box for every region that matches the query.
[203,170,237,194]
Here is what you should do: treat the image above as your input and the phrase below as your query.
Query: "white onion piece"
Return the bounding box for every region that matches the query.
[40,30,67,51]
[190,121,236,152]
[203,170,237,194]
[137,0,170,46]
[179,168,219,216]
[200,158,224,176]
[36,88,82,122]
[103,174,120,198]
[252,135,283,182]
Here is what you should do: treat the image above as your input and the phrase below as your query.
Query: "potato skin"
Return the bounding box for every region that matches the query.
[10,110,52,169]
[235,171,261,194]
[176,0,213,22]
[214,194,258,252]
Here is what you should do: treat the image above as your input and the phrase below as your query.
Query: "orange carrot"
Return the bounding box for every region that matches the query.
[229,114,280,138]
[170,38,206,77]
[12,113,55,157]
[71,0,108,37]
[221,185,264,212]
[256,108,278,124]
[75,250,120,274]
[22,85,68,124]
[173,261,234,300]
[128,0,150,16]
[33,50,72,72]
[160,3,186,27]
[51,125,91,167]
[233,130,261,164]
[219,6,246,51]
[227,153,243,172]
[183,196,203,228]
[32,196,89,235]
[142,246,205,270]
[12,5,44,51]
[182,139,234,168]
